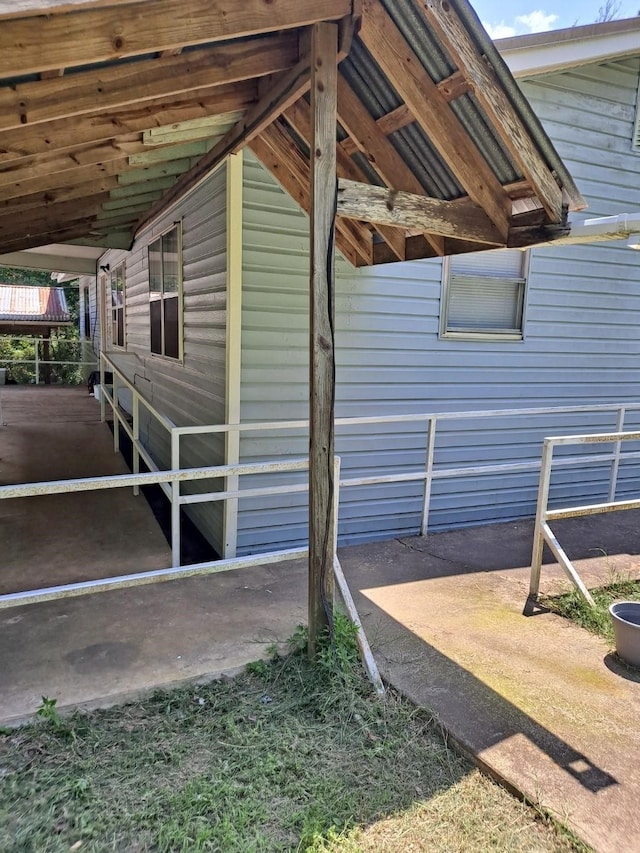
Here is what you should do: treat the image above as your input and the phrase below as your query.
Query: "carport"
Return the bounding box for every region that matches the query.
[0,0,584,658]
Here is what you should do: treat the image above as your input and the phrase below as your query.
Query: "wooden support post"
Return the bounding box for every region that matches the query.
[308,22,338,658]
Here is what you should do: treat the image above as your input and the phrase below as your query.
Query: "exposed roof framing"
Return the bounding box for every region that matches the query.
[0,0,584,263]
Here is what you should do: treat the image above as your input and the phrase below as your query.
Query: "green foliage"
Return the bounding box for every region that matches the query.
[543,578,640,643]
[0,266,53,287]
[36,696,72,738]
[0,265,85,384]
[0,644,585,852]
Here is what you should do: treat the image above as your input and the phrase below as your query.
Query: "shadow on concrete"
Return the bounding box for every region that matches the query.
[352,595,617,794]
[603,652,640,683]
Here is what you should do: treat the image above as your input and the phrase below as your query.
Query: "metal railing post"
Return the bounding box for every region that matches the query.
[34,339,39,385]
[608,406,625,502]
[99,353,106,422]
[171,431,181,568]
[132,393,140,496]
[420,416,437,536]
[332,455,341,565]
[112,371,119,453]
[529,439,554,600]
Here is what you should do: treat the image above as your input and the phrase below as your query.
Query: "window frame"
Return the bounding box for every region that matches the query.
[110,261,126,349]
[439,250,531,343]
[83,285,91,340]
[148,222,183,362]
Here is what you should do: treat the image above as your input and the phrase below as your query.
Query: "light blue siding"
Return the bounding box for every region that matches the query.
[99,165,228,555]
[237,57,640,553]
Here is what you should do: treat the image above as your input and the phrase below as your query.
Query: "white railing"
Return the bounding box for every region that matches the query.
[101,349,640,547]
[528,431,640,608]
[0,449,384,695]
[0,336,97,384]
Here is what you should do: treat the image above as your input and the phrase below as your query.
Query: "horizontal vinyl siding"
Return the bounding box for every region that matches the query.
[238,53,640,552]
[99,165,228,554]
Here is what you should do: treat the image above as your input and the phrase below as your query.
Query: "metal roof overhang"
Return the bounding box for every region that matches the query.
[0,0,585,268]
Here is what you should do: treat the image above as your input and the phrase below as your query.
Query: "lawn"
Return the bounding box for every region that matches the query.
[542,578,640,644]
[0,625,589,853]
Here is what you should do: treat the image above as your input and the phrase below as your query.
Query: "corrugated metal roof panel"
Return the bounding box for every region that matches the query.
[0,284,70,322]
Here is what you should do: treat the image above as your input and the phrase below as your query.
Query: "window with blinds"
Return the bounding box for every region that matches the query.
[440,249,529,340]
[149,224,182,360]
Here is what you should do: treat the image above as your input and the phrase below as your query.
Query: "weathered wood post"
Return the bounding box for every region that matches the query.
[308,21,338,658]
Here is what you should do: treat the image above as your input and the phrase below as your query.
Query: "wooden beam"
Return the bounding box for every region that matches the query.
[308,22,338,656]
[0,0,352,76]
[0,32,298,132]
[285,99,405,261]
[0,159,128,202]
[0,81,258,163]
[0,177,120,215]
[134,44,319,235]
[0,220,94,252]
[359,0,511,240]
[420,0,563,224]
[437,69,472,103]
[337,75,444,255]
[250,121,370,266]
[0,194,110,228]
[0,136,143,188]
[337,179,505,245]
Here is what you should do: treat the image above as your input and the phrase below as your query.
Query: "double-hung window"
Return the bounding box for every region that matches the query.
[110,262,125,348]
[440,249,529,341]
[149,224,182,360]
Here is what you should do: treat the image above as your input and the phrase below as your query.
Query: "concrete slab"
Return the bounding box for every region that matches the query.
[0,386,171,592]
[341,518,640,853]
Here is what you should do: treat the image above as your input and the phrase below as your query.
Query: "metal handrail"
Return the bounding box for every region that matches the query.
[528,431,640,608]
[100,351,640,541]
[0,336,96,384]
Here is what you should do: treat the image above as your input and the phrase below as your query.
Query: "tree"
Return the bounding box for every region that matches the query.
[0,265,83,384]
[596,0,623,21]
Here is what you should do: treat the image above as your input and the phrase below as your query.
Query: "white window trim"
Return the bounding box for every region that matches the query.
[633,75,640,152]
[148,221,184,362]
[439,250,531,342]
[109,261,126,350]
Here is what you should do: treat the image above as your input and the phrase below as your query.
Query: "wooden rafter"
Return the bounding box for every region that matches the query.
[0,32,298,132]
[0,82,257,163]
[359,0,511,240]
[0,0,352,76]
[0,136,145,187]
[0,178,120,215]
[0,193,110,227]
[250,121,372,266]
[284,98,406,261]
[134,43,319,234]
[419,0,563,223]
[336,75,444,255]
[337,179,505,244]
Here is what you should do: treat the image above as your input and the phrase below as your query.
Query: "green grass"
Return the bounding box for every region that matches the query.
[542,578,640,644]
[0,623,588,853]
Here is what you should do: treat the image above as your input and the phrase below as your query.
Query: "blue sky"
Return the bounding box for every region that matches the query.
[471,0,638,37]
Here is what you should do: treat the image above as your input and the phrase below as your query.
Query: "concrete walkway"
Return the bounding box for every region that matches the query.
[1,389,639,851]
[342,517,640,853]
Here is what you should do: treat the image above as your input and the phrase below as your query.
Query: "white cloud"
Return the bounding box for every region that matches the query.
[482,9,559,39]
[515,10,559,31]
[482,20,517,38]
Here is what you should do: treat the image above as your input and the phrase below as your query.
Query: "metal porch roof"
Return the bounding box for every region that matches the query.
[0,284,70,324]
[0,0,585,265]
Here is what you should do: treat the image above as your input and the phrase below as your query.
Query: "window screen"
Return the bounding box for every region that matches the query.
[441,249,528,340]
